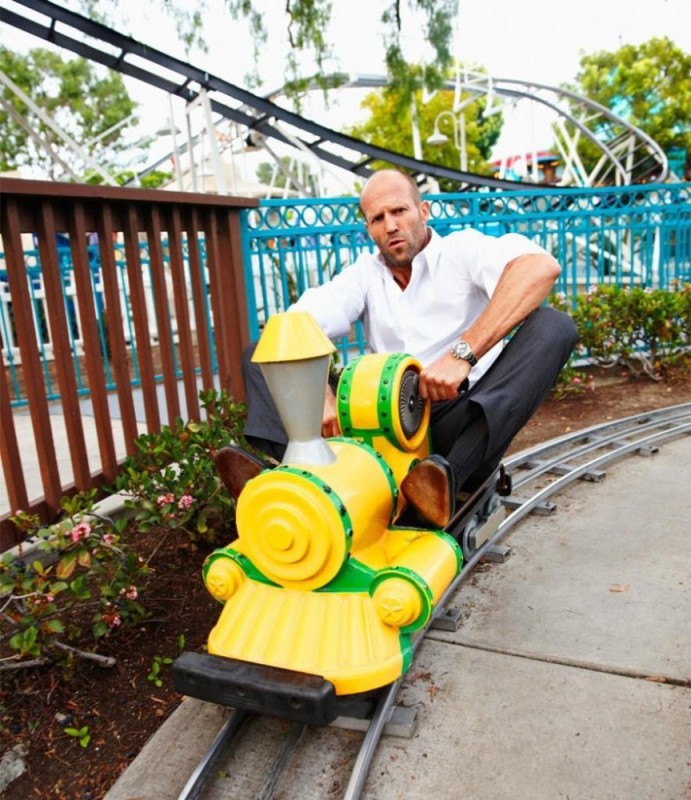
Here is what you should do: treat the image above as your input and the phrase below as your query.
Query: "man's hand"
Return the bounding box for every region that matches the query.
[419,353,471,402]
[322,385,342,438]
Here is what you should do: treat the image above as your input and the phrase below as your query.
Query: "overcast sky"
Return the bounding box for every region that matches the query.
[449,0,689,85]
[8,0,689,95]
[126,0,690,84]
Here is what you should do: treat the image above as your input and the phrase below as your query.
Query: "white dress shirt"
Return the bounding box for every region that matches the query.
[291,227,548,386]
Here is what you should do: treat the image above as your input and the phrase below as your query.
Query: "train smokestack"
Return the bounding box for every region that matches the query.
[252,311,337,466]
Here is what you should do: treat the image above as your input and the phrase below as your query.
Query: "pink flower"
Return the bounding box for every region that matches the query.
[102,603,122,628]
[157,493,175,507]
[103,533,115,545]
[572,376,582,385]
[178,494,193,510]
[70,521,92,542]
[120,585,138,601]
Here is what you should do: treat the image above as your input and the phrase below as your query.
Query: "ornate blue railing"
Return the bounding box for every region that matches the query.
[240,182,690,363]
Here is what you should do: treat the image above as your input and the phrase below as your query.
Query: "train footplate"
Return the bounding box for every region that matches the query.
[172,651,338,727]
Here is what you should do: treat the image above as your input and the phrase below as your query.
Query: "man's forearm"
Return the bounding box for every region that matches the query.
[461,253,560,357]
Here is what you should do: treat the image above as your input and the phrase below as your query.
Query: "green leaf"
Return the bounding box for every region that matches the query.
[9,626,39,656]
[69,575,91,600]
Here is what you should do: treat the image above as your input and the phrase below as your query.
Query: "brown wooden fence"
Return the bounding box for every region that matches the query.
[0,178,258,549]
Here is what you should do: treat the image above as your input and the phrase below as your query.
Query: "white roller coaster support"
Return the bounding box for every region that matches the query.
[199,89,228,196]
[0,70,118,186]
[334,71,668,188]
[0,96,82,182]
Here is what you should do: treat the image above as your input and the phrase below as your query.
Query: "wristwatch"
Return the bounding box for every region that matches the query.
[450,339,478,366]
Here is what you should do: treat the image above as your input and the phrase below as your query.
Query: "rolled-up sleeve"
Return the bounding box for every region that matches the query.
[448,230,549,298]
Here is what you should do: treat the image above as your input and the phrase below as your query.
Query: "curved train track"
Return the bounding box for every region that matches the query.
[175,403,691,800]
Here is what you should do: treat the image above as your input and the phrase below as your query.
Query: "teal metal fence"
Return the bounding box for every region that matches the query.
[241,183,690,362]
[3,183,689,407]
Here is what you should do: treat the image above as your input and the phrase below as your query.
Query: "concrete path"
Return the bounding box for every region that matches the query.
[101,434,691,799]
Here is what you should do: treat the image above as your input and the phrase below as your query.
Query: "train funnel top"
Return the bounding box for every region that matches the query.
[252,311,336,466]
[252,311,335,363]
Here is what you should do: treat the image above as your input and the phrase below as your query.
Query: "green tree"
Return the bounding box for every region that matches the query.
[0,46,138,181]
[566,37,691,181]
[348,69,503,186]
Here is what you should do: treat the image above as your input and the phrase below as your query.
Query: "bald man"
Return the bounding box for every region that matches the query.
[227,169,577,528]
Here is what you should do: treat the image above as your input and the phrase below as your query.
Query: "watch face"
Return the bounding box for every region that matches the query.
[452,341,476,364]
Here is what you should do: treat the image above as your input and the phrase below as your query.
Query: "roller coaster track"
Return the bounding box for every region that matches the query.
[1,0,668,190]
[337,73,668,187]
[172,403,690,800]
[1,0,521,191]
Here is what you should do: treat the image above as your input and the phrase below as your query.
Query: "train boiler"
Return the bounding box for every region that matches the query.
[173,311,480,725]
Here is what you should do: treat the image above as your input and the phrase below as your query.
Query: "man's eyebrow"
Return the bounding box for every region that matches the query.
[370,202,410,218]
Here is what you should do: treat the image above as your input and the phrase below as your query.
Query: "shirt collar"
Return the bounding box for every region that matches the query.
[416,228,443,275]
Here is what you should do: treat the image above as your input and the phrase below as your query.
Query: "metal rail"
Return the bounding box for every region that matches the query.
[176,404,691,799]
[437,403,691,612]
[176,709,248,800]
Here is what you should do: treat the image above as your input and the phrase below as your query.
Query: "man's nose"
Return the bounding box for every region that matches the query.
[384,213,398,231]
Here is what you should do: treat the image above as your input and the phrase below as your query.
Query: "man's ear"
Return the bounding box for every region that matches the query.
[420,200,431,223]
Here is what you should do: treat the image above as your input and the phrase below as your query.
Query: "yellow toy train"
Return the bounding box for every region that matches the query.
[173,312,507,725]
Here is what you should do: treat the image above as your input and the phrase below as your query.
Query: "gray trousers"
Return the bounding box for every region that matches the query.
[243,307,578,487]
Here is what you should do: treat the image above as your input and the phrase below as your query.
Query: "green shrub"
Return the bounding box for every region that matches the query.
[1,390,249,672]
[112,389,249,544]
[550,283,690,394]
[0,492,149,668]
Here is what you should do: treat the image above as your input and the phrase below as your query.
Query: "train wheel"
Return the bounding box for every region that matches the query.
[460,514,481,560]
[338,353,430,452]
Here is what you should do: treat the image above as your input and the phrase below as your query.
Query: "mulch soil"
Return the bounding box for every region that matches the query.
[2,367,691,800]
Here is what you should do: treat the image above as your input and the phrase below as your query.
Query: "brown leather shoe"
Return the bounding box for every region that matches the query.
[215,445,270,502]
[401,455,456,529]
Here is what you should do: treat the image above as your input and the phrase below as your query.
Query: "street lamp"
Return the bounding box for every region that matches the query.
[426,97,476,174]
[426,110,467,172]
